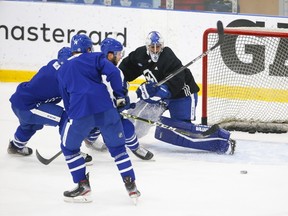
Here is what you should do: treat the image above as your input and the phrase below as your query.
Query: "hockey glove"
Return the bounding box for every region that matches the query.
[116,96,135,112]
[155,84,171,99]
[136,82,171,104]
[136,81,157,100]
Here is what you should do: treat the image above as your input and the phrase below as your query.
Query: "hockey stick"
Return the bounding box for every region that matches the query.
[120,112,219,138]
[35,149,62,165]
[35,110,218,165]
[155,20,224,87]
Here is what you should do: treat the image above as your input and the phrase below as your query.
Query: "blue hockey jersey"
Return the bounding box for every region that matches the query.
[57,52,125,119]
[9,59,62,110]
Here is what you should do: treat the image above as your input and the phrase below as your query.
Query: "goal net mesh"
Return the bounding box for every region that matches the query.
[202,27,288,133]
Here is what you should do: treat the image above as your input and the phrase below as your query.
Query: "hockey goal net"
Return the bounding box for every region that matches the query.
[202,27,288,133]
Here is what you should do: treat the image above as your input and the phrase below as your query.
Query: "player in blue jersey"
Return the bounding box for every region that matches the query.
[57,34,140,203]
[119,31,236,155]
[8,47,92,163]
[84,37,154,160]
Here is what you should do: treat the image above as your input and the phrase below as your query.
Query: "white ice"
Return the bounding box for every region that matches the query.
[1,82,288,216]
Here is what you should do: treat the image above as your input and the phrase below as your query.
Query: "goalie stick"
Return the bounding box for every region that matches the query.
[120,112,219,138]
[36,149,62,165]
[155,20,224,87]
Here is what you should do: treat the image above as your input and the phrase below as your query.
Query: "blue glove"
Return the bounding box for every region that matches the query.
[136,82,171,104]
[136,82,157,100]
[116,96,134,112]
[155,84,171,99]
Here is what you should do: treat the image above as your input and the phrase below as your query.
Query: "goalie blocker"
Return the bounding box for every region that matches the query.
[154,116,234,154]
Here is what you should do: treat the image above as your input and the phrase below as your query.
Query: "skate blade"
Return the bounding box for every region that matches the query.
[64,195,93,203]
[130,196,138,205]
[85,161,94,166]
[129,192,140,205]
[137,158,156,162]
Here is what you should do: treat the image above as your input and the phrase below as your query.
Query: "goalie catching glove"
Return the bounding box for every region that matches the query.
[136,81,171,104]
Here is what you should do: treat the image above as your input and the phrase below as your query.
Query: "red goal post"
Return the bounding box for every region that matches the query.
[201,27,288,133]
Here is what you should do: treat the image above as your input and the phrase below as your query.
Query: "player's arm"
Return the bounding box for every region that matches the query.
[100,58,131,110]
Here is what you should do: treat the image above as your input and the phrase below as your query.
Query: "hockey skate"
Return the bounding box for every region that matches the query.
[64,173,92,203]
[124,176,141,205]
[132,146,154,160]
[81,152,93,165]
[7,140,33,156]
[228,139,236,155]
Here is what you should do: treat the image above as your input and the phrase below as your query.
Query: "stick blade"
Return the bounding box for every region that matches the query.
[36,149,62,165]
[35,149,50,165]
[216,20,224,35]
[216,20,225,44]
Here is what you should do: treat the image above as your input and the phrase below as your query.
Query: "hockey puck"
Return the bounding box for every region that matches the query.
[240,170,248,174]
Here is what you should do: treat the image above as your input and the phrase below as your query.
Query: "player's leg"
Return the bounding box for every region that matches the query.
[9,103,66,156]
[99,108,140,199]
[155,116,235,154]
[8,122,41,156]
[122,118,154,160]
[61,115,95,203]
[154,116,229,153]
[155,93,235,154]
[84,127,107,151]
[83,117,154,160]
[166,93,198,122]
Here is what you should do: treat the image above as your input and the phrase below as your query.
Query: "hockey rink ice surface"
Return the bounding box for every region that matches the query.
[1,82,288,216]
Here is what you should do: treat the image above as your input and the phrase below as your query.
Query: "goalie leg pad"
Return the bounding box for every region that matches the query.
[154,116,230,153]
[128,100,166,138]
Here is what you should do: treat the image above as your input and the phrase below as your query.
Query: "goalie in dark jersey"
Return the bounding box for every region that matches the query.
[119,31,236,154]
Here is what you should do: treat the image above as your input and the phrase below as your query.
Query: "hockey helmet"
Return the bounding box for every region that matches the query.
[100,38,123,57]
[70,34,93,53]
[57,47,72,65]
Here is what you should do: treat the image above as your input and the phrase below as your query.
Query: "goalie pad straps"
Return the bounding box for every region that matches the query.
[154,116,231,154]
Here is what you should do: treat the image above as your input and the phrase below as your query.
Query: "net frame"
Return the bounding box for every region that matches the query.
[201,27,288,133]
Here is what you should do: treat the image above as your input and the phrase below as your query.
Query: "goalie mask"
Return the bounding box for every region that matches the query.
[145,31,164,62]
